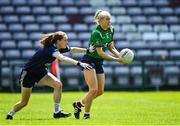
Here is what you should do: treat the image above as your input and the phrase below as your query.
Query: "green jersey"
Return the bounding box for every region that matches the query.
[86,25,114,59]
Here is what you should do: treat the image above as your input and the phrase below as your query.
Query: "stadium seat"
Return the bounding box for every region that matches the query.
[0,0,10,5]
[32,6,46,15]
[136,50,152,60]
[66,32,77,40]
[164,66,179,85]
[48,7,63,15]
[174,7,180,15]
[44,0,58,6]
[132,16,147,24]
[60,0,74,6]
[137,25,152,32]
[153,50,169,59]
[175,33,180,41]
[170,25,180,32]
[127,7,141,15]
[153,0,169,6]
[104,66,113,86]
[16,6,31,14]
[164,16,179,24]
[79,7,95,14]
[90,0,106,7]
[122,24,136,32]
[106,0,121,6]
[28,0,42,5]
[0,24,7,31]
[138,0,153,6]
[114,66,130,86]
[0,6,14,14]
[64,7,79,14]
[9,24,23,32]
[40,24,56,32]
[52,15,68,23]
[0,32,12,40]
[153,25,168,32]
[159,32,174,41]
[116,16,131,24]
[142,32,158,41]
[12,0,26,5]
[17,40,33,49]
[0,50,4,59]
[73,24,88,32]
[143,7,158,15]
[1,40,16,49]
[25,24,40,32]
[4,15,19,23]
[159,7,174,15]
[111,7,126,15]
[5,49,20,59]
[126,32,141,41]
[20,15,35,23]
[1,67,12,87]
[131,66,143,86]
[170,50,180,60]
[29,32,41,40]
[13,32,28,40]
[57,24,72,31]
[36,16,51,23]
[123,0,137,6]
[22,50,36,59]
[78,32,90,41]
[148,16,163,24]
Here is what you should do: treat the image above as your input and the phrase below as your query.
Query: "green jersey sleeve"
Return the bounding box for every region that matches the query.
[91,31,103,47]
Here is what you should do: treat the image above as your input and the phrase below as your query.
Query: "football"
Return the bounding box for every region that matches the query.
[120,48,134,64]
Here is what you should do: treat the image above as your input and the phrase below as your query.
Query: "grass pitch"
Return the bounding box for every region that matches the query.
[0,91,180,125]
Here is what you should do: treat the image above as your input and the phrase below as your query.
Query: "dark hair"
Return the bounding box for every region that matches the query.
[39,31,67,48]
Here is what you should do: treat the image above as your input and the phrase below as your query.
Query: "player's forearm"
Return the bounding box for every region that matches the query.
[97,51,119,61]
[70,47,87,53]
[109,47,121,58]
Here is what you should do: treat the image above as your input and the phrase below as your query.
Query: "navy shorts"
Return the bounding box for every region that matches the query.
[81,55,104,74]
[19,69,47,88]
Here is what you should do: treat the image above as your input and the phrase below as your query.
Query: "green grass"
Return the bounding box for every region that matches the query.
[0,91,180,125]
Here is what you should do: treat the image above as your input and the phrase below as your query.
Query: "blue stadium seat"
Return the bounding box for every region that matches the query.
[12,0,26,5]
[57,24,72,31]
[90,0,106,7]
[60,0,74,6]
[126,32,141,41]
[68,40,81,47]
[131,66,143,86]
[0,50,3,59]
[143,7,158,15]
[153,25,168,32]
[111,7,126,15]
[164,16,179,24]
[163,42,180,50]
[66,32,77,40]
[52,15,68,23]
[78,32,90,41]
[159,7,174,15]
[0,24,7,31]
[147,41,163,49]
[136,50,152,59]
[9,24,23,32]
[159,32,174,41]
[73,24,88,32]
[1,67,12,87]
[137,25,152,32]
[1,40,16,49]
[28,0,42,5]
[170,50,180,59]
[64,7,79,14]
[106,0,121,6]
[25,24,40,32]
[22,49,36,59]
[148,16,163,24]
[164,66,179,85]
[83,16,94,24]
[122,24,136,32]
[40,24,56,32]
[20,15,35,23]
[0,0,10,5]
[170,25,180,32]
[79,7,95,14]
[17,40,33,49]
[29,32,41,40]
[32,6,47,15]
[123,0,137,6]
[4,15,19,23]
[5,49,21,59]
[48,7,63,15]
[153,50,169,59]
[114,66,130,86]
[36,15,51,23]
[143,32,158,41]
[132,16,147,24]
[131,41,147,49]
[0,6,14,14]
[153,0,169,6]
[75,0,90,6]
[127,7,141,15]
[116,16,131,24]
[44,0,58,6]
[13,32,28,40]
[174,7,180,15]
[175,33,180,41]
[16,6,31,14]
[0,32,12,40]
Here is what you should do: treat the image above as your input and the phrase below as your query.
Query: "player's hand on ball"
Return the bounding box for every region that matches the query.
[119,48,134,64]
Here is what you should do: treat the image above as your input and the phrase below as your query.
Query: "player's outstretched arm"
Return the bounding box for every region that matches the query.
[52,51,92,69]
[69,47,87,53]
[108,41,121,58]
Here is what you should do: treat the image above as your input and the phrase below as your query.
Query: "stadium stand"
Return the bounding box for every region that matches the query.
[0,0,180,91]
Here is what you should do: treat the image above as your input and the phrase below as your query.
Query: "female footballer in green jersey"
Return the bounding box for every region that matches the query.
[73,10,126,119]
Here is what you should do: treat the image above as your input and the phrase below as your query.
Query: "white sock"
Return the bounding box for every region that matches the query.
[84,112,90,115]
[8,110,15,116]
[54,103,61,113]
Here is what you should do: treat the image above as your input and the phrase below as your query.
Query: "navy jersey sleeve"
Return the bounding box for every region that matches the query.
[48,45,59,55]
[59,46,71,53]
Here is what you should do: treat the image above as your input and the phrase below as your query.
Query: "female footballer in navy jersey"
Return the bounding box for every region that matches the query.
[6,31,92,120]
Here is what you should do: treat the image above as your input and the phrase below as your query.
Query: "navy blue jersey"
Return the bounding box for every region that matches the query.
[23,45,70,73]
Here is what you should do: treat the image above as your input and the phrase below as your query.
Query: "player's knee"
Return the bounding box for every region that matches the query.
[89,89,97,96]
[54,81,62,89]
[96,90,104,97]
